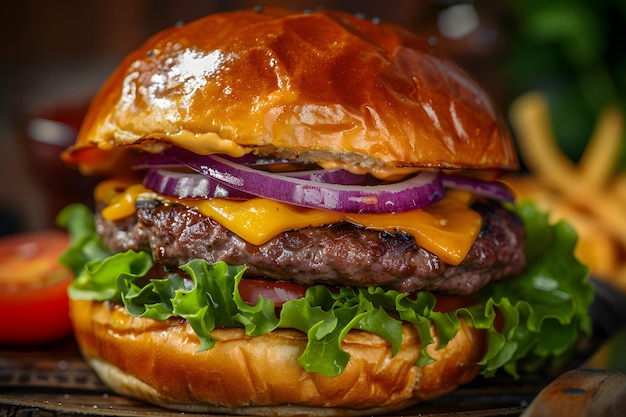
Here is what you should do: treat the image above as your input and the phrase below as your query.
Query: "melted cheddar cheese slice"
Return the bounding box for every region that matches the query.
[96,179,482,265]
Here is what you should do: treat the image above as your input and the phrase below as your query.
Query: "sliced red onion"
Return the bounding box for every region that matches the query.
[138,153,371,185]
[139,149,514,211]
[163,148,445,213]
[143,168,253,199]
[441,173,515,203]
[134,153,184,170]
[281,169,380,185]
[136,153,313,172]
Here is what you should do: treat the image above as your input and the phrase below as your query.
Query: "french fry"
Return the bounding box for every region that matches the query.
[506,176,618,279]
[509,91,626,283]
[509,92,579,190]
[612,265,626,294]
[612,172,626,206]
[578,105,624,189]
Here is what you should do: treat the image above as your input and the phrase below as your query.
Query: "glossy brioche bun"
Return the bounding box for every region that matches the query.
[62,7,517,176]
[70,299,485,416]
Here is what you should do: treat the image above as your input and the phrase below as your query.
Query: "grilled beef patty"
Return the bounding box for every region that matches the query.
[96,199,525,295]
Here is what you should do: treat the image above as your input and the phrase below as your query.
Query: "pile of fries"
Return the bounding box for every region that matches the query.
[505,92,626,291]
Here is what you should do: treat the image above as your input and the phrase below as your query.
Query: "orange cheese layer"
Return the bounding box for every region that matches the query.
[96,179,482,265]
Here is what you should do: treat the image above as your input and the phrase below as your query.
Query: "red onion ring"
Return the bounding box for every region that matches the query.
[281,169,380,185]
[136,154,372,185]
[137,150,515,212]
[143,168,253,199]
[134,154,183,170]
[440,174,514,203]
[163,148,445,213]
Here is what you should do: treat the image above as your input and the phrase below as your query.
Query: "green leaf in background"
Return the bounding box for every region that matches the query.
[507,0,626,169]
[521,1,604,67]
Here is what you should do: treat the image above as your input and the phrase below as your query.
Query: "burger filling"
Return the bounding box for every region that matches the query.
[96,198,525,295]
[58,148,592,380]
[59,194,592,379]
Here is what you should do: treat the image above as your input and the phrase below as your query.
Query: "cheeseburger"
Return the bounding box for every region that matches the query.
[58,7,593,416]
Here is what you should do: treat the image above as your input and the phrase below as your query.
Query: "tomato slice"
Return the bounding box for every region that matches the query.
[0,230,73,345]
[237,278,474,315]
[433,294,476,312]
[237,278,308,307]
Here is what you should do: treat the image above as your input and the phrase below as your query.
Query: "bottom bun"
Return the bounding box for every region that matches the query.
[70,299,485,416]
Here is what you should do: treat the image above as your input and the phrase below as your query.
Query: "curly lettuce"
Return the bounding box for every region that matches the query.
[56,201,593,378]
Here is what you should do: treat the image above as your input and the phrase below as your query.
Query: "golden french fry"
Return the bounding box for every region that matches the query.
[508,92,579,190]
[612,172,626,206]
[611,265,626,294]
[509,92,626,249]
[578,105,624,188]
[507,176,618,278]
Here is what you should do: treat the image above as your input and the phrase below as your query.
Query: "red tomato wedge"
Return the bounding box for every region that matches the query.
[237,278,308,307]
[237,277,474,314]
[433,294,476,312]
[0,230,73,345]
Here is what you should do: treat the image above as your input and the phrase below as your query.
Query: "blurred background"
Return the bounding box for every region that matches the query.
[0,0,625,372]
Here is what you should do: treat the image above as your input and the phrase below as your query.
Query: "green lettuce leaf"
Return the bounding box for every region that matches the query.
[477,201,593,376]
[56,204,112,276]
[58,201,593,378]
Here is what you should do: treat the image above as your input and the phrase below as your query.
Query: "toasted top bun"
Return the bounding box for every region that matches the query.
[62,7,517,176]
